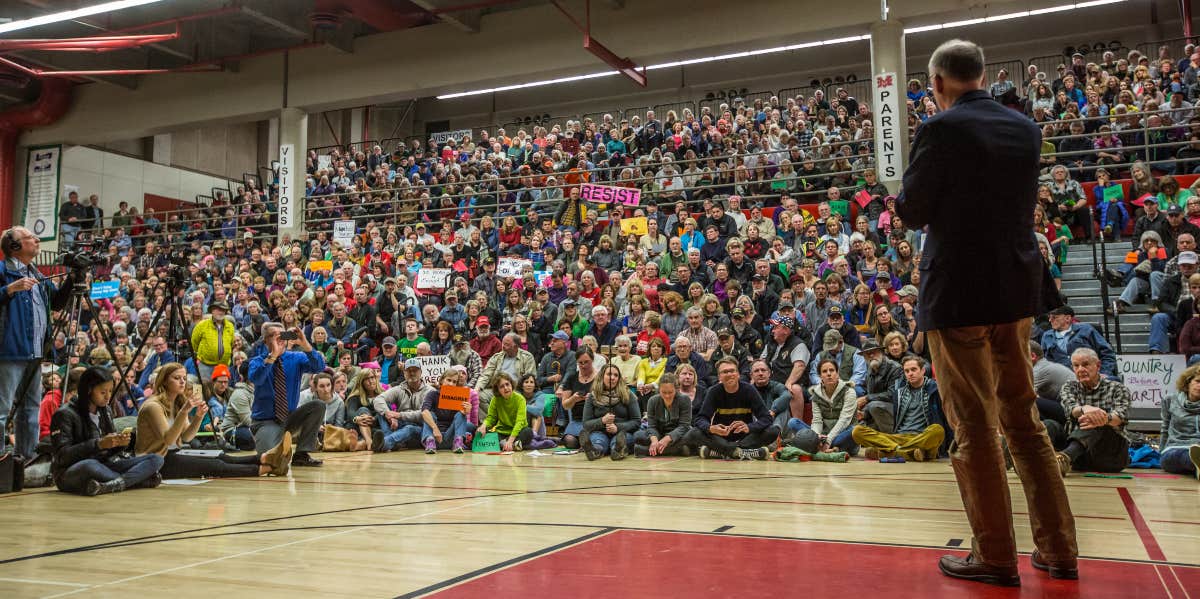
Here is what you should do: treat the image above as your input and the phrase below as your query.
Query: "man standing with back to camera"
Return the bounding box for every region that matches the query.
[896,39,1078,587]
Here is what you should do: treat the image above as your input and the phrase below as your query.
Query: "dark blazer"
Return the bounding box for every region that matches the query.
[897,89,1058,331]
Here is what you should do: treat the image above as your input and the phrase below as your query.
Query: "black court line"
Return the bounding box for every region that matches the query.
[0,473,780,565]
[392,527,617,599]
[21,520,1200,572]
[713,525,734,533]
[946,538,963,547]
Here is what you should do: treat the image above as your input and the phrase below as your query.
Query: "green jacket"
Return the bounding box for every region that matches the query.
[484,391,528,438]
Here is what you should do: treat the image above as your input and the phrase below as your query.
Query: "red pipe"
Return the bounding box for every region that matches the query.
[1184,0,1194,38]
[0,79,73,231]
[0,30,180,53]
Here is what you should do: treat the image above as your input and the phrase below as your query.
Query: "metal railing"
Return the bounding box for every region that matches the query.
[1135,36,1196,63]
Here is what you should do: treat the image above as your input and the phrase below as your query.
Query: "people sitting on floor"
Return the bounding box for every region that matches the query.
[683,357,779,460]
[635,373,692,457]
[1161,363,1200,479]
[581,364,642,460]
[50,366,164,496]
[419,367,476,454]
[857,340,902,433]
[136,363,292,479]
[790,359,859,456]
[477,372,532,451]
[852,355,947,462]
[372,358,433,452]
[1051,348,1132,476]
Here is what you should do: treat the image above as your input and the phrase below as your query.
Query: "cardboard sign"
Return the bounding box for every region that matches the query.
[333,220,356,248]
[415,355,450,387]
[620,216,648,236]
[472,431,501,453]
[438,385,470,411]
[1132,193,1154,208]
[497,257,532,278]
[416,268,451,289]
[534,270,552,286]
[1102,185,1124,202]
[431,129,472,146]
[90,281,120,300]
[307,260,333,272]
[1118,353,1186,409]
[580,183,640,206]
[770,179,789,191]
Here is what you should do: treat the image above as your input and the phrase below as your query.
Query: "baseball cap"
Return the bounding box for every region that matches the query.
[828,305,844,317]
[1168,204,1184,215]
[208,301,229,313]
[731,307,747,318]
[404,358,422,369]
[860,340,884,354]
[453,333,467,345]
[476,316,490,327]
[823,329,843,351]
[716,328,734,338]
[1049,305,1075,317]
[778,300,795,310]
[751,274,766,282]
[382,336,397,347]
[562,298,577,307]
[551,330,571,341]
[771,315,795,329]
[1180,251,1199,265]
[898,285,919,298]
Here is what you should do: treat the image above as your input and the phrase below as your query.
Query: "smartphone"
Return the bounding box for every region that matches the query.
[280,331,299,341]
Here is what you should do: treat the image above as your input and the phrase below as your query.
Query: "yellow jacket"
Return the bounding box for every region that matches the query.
[190,316,235,366]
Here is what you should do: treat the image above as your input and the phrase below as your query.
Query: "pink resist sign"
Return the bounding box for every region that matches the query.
[580,183,640,206]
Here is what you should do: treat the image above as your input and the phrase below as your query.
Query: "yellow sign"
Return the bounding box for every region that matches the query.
[620,217,648,236]
[307,260,333,272]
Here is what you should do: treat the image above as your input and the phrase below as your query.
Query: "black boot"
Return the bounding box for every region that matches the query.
[130,473,163,489]
[86,478,126,496]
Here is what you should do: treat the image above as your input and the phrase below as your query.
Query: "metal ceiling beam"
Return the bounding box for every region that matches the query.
[409,0,481,32]
[240,7,309,39]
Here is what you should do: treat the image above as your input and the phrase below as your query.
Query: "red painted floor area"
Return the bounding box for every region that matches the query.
[428,530,1198,598]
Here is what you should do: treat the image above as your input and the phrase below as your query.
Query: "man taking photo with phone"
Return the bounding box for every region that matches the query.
[247,322,327,467]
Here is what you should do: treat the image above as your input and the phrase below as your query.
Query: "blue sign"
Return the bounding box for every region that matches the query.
[90,281,120,301]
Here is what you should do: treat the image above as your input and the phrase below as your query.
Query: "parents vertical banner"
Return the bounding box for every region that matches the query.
[23,145,61,241]
[872,72,905,187]
[277,143,294,231]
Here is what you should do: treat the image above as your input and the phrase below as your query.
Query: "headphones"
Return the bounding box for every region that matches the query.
[2,229,21,253]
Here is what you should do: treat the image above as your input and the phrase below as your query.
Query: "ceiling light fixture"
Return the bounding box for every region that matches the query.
[0,0,169,36]
[438,0,1126,100]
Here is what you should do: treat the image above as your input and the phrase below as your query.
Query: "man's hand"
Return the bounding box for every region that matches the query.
[433,430,443,443]
[477,424,488,437]
[856,396,868,409]
[501,438,514,452]
[729,420,749,434]
[709,424,730,437]
[292,327,313,352]
[648,436,660,456]
[605,422,617,434]
[5,277,37,296]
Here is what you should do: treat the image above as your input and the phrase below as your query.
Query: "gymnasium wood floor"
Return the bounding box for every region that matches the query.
[0,451,1197,598]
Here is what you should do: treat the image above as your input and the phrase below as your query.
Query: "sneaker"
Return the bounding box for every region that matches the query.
[731,448,744,460]
[864,447,882,461]
[1189,445,1200,481]
[740,447,768,461]
[611,434,628,461]
[1055,452,1072,478]
[698,446,719,460]
[452,437,465,453]
[585,446,603,461]
[424,438,437,454]
[513,440,523,452]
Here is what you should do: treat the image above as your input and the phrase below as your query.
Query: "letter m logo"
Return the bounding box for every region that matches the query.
[876,75,894,88]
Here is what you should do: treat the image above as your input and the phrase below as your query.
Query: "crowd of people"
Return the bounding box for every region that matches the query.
[3,45,1200,497]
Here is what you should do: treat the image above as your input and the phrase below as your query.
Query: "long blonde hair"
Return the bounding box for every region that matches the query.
[591,364,631,406]
[150,362,188,418]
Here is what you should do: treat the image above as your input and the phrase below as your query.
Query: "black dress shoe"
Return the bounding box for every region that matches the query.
[292,452,323,467]
[938,554,1021,587]
[1031,551,1079,580]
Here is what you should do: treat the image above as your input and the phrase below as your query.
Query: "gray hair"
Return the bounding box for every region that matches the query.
[928,39,985,82]
[1070,347,1100,365]
[685,306,704,318]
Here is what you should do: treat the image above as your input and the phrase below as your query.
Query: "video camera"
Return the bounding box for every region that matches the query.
[57,245,104,272]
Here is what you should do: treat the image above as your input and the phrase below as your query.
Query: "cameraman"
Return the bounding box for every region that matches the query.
[0,226,77,458]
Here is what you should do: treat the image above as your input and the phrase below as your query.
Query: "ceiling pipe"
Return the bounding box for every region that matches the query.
[0,79,72,231]
[0,30,180,53]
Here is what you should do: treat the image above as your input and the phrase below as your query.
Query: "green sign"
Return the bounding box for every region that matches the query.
[472,432,501,453]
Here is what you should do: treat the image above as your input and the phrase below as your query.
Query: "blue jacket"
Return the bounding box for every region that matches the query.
[138,349,178,389]
[889,377,953,456]
[1040,323,1118,377]
[0,261,74,361]
[247,349,326,421]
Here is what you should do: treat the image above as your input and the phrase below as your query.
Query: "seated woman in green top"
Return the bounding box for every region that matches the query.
[1157,175,1193,212]
[582,364,643,461]
[477,372,531,452]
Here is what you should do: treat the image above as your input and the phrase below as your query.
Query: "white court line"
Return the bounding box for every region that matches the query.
[1154,565,1176,599]
[1170,565,1192,599]
[0,577,88,588]
[40,499,488,599]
